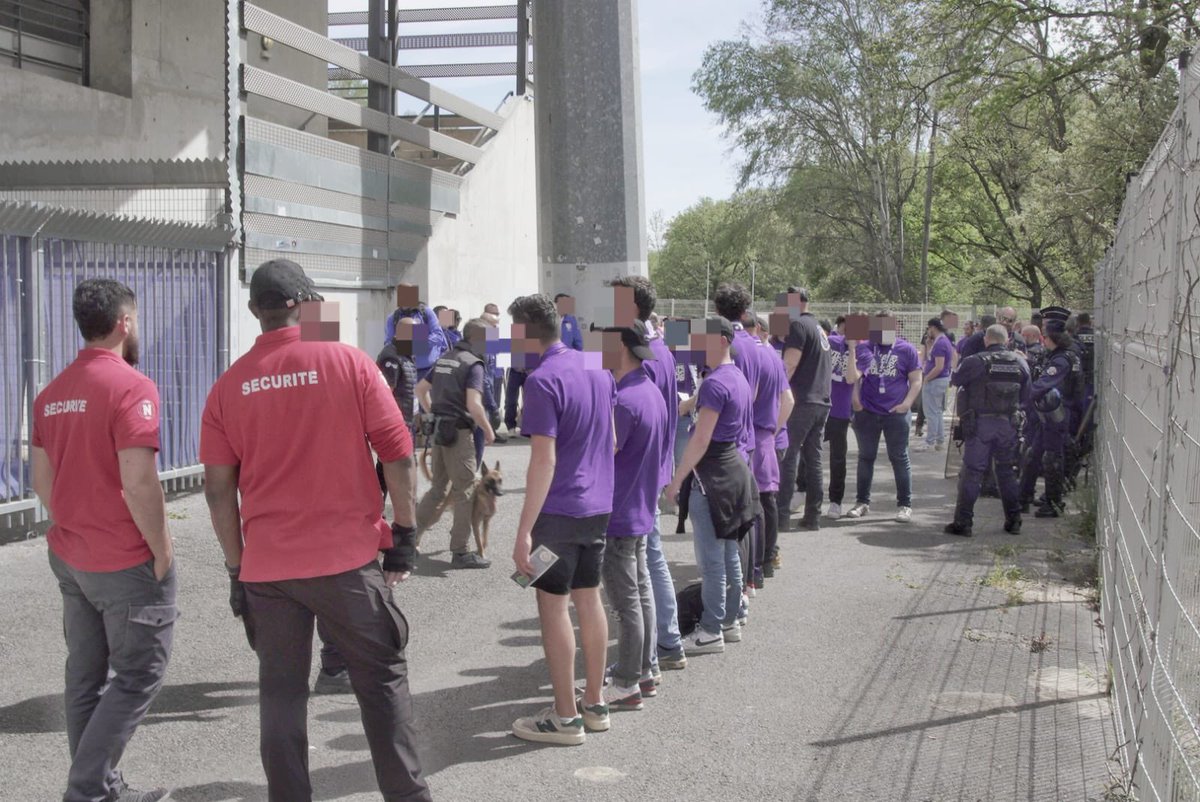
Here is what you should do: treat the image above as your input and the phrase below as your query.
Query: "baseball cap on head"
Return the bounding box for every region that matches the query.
[250,259,323,310]
[602,320,657,361]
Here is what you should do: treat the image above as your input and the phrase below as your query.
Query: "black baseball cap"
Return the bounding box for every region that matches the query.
[250,259,322,310]
[603,321,656,362]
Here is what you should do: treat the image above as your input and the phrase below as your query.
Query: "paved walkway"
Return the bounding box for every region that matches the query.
[0,437,1120,801]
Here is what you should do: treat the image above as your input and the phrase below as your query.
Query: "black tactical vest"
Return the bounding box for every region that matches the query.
[1075,327,1095,386]
[430,344,483,425]
[968,351,1024,415]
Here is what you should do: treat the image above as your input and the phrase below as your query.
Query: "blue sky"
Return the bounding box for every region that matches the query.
[328,0,765,223]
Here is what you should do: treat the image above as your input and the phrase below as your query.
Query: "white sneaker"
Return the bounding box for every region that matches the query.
[721,622,743,643]
[789,495,805,513]
[895,506,913,523]
[934,443,945,452]
[682,628,725,655]
[825,502,843,519]
[846,503,870,519]
[912,443,933,453]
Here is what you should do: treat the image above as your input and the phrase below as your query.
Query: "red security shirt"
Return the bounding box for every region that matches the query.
[200,326,412,582]
[32,349,161,572]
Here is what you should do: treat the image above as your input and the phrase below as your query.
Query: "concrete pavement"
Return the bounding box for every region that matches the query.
[0,436,1120,801]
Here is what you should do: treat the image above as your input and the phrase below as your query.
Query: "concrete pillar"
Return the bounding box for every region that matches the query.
[532,0,647,330]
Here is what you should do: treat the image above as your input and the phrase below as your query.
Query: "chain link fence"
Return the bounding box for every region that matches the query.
[1094,50,1200,802]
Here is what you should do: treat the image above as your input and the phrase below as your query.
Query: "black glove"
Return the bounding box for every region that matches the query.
[226,563,246,618]
[382,523,417,573]
[488,409,501,432]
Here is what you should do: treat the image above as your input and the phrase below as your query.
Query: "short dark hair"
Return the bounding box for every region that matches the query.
[1076,312,1091,326]
[610,275,657,320]
[73,279,137,341]
[819,319,832,334]
[462,317,489,343]
[553,293,571,303]
[1047,330,1073,348]
[786,286,811,302]
[979,314,997,328]
[835,315,846,326]
[714,282,752,322]
[433,305,447,314]
[508,294,559,342]
[259,306,301,331]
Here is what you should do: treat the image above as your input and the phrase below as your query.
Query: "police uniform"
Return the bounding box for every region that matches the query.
[1019,308,1079,517]
[945,343,1031,535]
[415,340,491,567]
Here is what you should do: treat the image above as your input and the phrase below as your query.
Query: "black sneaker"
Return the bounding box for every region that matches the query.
[762,561,775,579]
[798,516,820,531]
[1019,501,1031,514]
[1034,503,1061,519]
[451,552,491,569]
[110,781,171,802]
[313,668,352,695]
[1004,517,1022,534]
[943,522,972,537]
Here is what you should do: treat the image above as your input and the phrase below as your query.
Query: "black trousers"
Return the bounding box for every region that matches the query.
[244,562,430,802]
[824,416,853,505]
[760,492,779,560]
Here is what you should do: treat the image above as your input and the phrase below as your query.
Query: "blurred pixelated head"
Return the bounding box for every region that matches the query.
[509,294,559,344]
[869,311,898,346]
[74,278,140,365]
[609,275,657,322]
[554,293,575,316]
[299,301,341,342]
[714,282,752,323]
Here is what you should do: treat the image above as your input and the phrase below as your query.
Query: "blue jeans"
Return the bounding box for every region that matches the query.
[689,485,743,635]
[853,410,913,507]
[674,414,692,466]
[921,377,951,445]
[646,510,682,660]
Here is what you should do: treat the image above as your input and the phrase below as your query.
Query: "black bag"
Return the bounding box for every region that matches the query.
[676,582,704,637]
[434,417,460,447]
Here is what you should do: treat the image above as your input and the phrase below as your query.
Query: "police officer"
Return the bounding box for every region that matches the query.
[1019,306,1080,517]
[945,325,1031,536]
[1067,312,1097,485]
[414,317,496,568]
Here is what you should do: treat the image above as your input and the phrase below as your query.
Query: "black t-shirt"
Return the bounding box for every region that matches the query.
[783,312,833,406]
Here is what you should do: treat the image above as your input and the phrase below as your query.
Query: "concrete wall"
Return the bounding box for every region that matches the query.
[229,280,394,359]
[245,0,328,136]
[0,0,226,162]
[404,94,540,325]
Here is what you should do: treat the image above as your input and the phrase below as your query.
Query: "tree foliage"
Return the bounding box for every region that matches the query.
[666,0,1194,307]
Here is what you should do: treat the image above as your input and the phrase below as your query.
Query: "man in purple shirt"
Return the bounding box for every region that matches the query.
[824,316,861,518]
[591,322,668,719]
[916,317,954,451]
[847,312,923,523]
[609,276,687,672]
[714,283,761,459]
[508,294,616,746]
[667,318,758,654]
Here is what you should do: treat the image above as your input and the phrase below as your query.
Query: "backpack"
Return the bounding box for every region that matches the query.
[676,582,704,637]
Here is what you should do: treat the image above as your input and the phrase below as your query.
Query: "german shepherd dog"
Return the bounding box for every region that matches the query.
[429,460,504,557]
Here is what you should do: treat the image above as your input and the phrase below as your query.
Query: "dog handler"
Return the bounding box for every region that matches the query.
[414,317,495,569]
[32,279,176,802]
[200,259,429,802]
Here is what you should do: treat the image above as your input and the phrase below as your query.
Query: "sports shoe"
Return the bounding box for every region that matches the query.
[825,502,843,519]
[846,503,870,519]
[313,668,352,695]
[600,683,643,711]
[451,552,491,569]
[1034,503,1061,519]
[658,651,687,670]
[722,622,743,643]
[934,443,945,452]
[762,560,775,578]
[110,779,171,802]
[745,583,757,598]
[798,516,820,531]
[639,677,658,698]
[912,442,933,453]
[770,549,782,569]
[1004,516,1022,534]
[789,494,805,513]
[682,628,725,655]
[943,522,972,537]
[895,506,913,523]
[575,698,610,732]
[512,707,586,745]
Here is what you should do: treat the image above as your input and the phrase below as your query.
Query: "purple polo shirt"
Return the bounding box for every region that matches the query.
[731,326,763,454]
[696,363,753,451]
[855,338,921,416]
[828,333,854,421]
[644,326,678,490]
[925,333,953,380]
[520,342,617,518]
[608,369,668,536]
[751,342,787,433]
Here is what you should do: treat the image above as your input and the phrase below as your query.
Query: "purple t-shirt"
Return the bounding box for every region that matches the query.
[520,342,616,518]
[752,343,787,433]
[925,334,953,380]
[730,327,763,454]
[855,338,921,416]
[609,369,669,537]
[696,363,753,451]
[828,333,854,421]
[644,328,678,490]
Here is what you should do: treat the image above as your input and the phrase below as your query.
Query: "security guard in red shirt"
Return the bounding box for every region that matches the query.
[200,259,429,802]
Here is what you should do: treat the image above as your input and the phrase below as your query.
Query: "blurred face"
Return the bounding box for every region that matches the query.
[122,307,140,367]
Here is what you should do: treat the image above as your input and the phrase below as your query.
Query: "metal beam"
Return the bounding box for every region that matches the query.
[242,66,484,164]
[336,33,518,51]
[242,3,504,130]
[0,158,228,189]
[405,62,520,78]
[328,5,518,26]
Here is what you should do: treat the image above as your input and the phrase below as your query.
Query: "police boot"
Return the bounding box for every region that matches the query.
[944,521,972,537]
[1004,515,1022,534]
[1034,501,1063,518]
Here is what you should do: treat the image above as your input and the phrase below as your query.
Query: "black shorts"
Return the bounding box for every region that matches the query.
[530,512,610,595]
